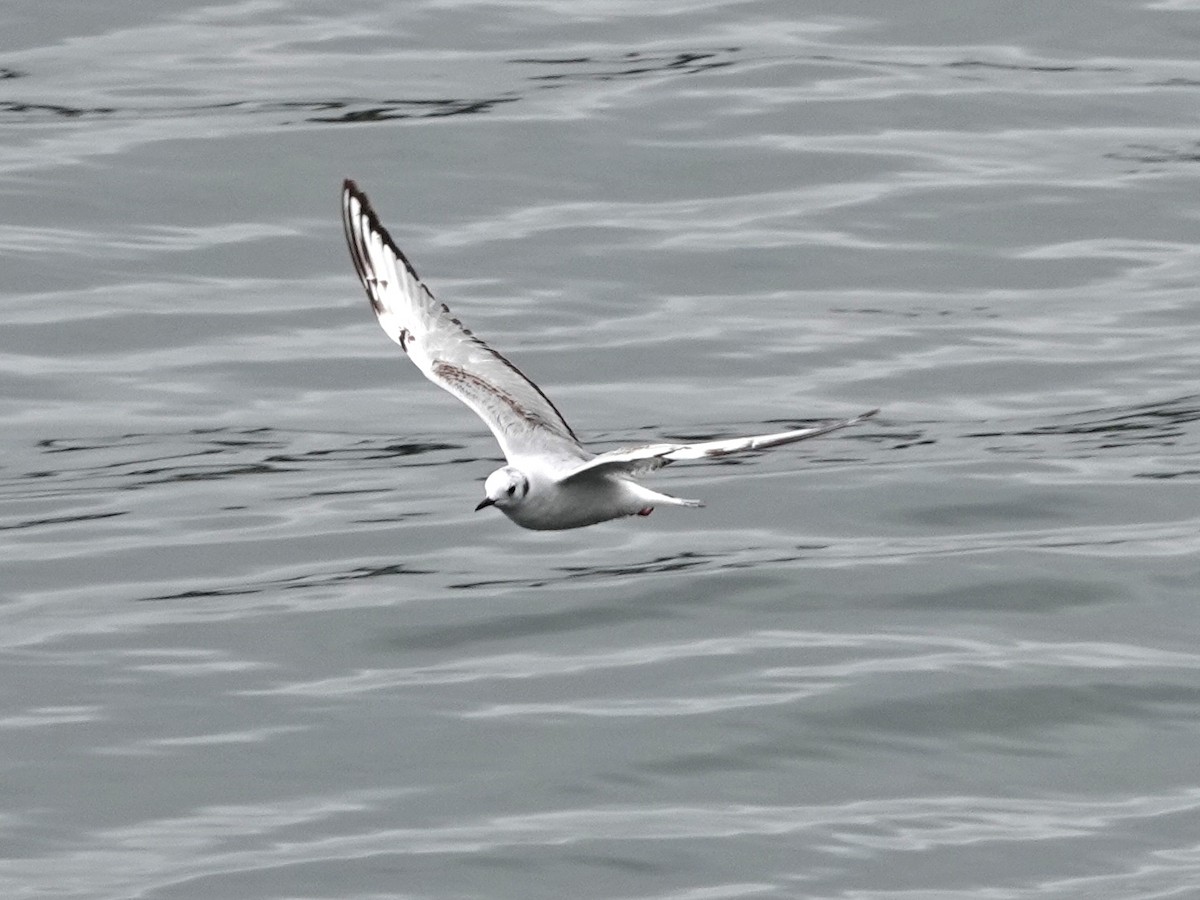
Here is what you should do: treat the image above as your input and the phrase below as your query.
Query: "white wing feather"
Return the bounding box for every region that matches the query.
[559,409,878,482]
[342,180,586,465]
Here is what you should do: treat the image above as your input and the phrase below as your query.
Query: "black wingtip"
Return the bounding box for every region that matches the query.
[340,178,430,286]
[342,179,368,218]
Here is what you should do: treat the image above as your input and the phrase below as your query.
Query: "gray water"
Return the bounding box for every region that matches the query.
[4,2,1200,898]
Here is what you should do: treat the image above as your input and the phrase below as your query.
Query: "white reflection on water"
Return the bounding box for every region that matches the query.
[3,786,1198,900]
[254,631,1200,698]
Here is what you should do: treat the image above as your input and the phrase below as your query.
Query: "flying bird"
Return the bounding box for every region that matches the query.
[341,179,876,530]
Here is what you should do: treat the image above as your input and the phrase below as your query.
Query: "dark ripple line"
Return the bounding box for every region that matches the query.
[304,96,519,124]
[947,59,1127,74]
[450,550,719,590]
[516,48,740,84]
[0,95,520,125]
[1106,141,1200,166]
[137,562,431,603]
[0,100,115,118]
[0,510,126,532]
[5,430,464,495]
[806,52,1130,75]
[3,47,745,127]
[966,395,1200,450]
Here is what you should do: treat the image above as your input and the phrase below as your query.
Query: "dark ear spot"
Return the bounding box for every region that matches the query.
[521,479,530,497]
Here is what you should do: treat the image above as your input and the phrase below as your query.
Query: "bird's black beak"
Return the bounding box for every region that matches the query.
[475,497,495,511]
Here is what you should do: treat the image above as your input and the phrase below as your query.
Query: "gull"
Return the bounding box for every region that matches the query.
[341,179,877,530]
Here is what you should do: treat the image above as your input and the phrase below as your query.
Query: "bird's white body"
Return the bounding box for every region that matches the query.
[482,462,697,530]
[341,179,876,530]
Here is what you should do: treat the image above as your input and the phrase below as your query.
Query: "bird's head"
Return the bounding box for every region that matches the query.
[476,466,529,512]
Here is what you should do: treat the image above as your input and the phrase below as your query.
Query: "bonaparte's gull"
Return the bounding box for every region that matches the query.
[342,179,877,530]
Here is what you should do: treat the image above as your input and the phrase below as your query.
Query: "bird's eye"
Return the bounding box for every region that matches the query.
[506,485,516,496]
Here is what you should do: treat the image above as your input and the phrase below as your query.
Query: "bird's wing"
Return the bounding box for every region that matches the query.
[342,180,585,464]
[558,409,878,482]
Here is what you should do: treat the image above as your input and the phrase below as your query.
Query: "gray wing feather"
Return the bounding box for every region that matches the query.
[342,180,585,464]
[560,409,878,482]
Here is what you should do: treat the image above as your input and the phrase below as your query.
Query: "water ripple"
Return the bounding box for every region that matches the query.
[255,631,1200,700]
[3,787,1198,899]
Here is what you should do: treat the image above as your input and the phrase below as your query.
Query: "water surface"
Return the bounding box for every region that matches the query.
[3,1,1200,898]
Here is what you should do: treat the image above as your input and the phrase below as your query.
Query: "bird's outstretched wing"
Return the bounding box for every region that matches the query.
[559,409,878,482]
[342,180,585,464]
